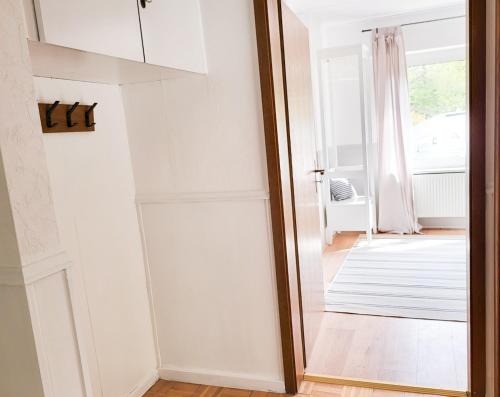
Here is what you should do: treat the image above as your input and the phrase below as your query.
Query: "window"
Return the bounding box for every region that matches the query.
[407,60,466,172]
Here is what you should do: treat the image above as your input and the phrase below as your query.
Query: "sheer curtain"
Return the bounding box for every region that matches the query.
[372,26,420,234]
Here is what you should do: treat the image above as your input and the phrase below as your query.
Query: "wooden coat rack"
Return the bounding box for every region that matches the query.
[38,101,97,133]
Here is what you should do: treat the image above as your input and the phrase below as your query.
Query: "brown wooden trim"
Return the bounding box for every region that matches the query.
[276,0,308,369]
[38,102,96,133]
[256,0,488,395]
[494,0,500,395]
[253,0,305,393]
[304,374,467,397]
[470,0,487,396]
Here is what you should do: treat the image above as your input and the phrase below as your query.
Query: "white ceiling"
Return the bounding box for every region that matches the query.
[285,0,465,24]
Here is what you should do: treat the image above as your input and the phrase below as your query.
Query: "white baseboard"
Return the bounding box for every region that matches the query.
[158,366,285,393]
[128,371,160,397]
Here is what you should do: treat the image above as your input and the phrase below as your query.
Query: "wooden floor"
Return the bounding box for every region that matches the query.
[307,230,468,391]
[144,380,441,397]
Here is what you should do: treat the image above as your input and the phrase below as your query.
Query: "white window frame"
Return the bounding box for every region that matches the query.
[406,45,466,174]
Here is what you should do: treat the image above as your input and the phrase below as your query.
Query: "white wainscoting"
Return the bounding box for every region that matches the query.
[136,190,270,204]
[0,250,94,397]
[39,76,158,397]
[136,190,285,393]
[158,366,285,393]
[413,172,466,218]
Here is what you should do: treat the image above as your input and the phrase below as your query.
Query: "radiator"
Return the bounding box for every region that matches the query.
[412,172,466,218]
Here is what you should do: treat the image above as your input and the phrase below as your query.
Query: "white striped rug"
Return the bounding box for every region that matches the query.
[325,236,467,321]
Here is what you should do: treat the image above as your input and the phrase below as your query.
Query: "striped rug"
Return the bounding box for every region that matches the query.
[325,236,467,321]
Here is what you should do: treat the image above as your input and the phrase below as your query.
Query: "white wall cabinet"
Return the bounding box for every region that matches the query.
[138,0,207,73]
[34,0,144,62]
[31,0,207,73]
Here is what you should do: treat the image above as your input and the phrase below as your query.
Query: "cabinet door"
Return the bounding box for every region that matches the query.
[34,0,144,62]
[138,0,207,73]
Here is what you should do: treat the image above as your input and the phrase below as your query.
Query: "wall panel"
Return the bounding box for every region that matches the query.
[37,77,158,397]
[138,194,283,389]
[122,0,284,390]
[28,268,87,397]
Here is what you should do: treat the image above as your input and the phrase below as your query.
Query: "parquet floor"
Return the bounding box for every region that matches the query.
[307,230,468,391]
[143,380,440,397]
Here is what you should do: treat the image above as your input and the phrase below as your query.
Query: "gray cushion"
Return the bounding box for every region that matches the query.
[330,178,354,201]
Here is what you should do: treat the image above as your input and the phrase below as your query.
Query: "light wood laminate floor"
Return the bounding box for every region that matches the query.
[307,230,468,391]
[144,380,444,397]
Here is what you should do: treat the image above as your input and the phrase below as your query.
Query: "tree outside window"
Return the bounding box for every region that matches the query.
[407,60,466,172]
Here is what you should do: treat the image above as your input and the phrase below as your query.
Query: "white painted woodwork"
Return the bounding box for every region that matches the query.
[319,46,376,241]
[28,269,87,397]
[28,41,199,85]
[33,0,144,62]
[138,0,207,73]
[25,0,208,81]
[37,77,158,397]
[139,197,283,391]
[121,0,284,390]
[1,251,95,397]
[157,360,285,391]
[0,2,92,396]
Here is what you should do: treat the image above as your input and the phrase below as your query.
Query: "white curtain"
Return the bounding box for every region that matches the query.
[372,26,420,234]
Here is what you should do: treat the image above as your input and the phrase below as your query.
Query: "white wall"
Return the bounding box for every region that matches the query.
[36,77,158,397]
[122,0,284,392]
[318,5,465,49]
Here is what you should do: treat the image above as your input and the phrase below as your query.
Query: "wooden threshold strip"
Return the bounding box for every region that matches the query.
[304,374,468,397]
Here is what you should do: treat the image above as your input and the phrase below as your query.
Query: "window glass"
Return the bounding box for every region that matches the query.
[407,60,466,172]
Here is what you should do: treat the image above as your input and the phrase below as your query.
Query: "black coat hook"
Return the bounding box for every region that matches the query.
[46,101,60,128]
[85,103,98,128]
[66,102,79,128]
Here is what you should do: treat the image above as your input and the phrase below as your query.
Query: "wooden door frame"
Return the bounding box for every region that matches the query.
[494,0,500,396]
[254,0,486,395]
[469,2,487,397]
[253,0,305,393]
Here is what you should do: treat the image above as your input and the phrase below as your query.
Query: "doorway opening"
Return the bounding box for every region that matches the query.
[253,0,485,396]
[310,14,468,391]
